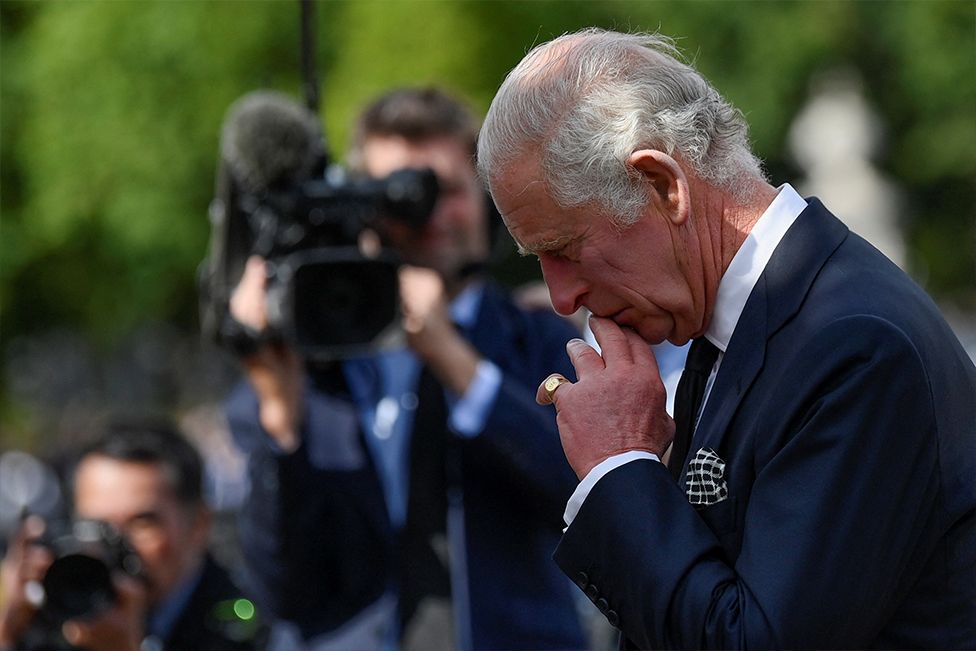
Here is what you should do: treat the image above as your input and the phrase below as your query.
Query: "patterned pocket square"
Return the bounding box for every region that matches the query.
[686,447,728,506]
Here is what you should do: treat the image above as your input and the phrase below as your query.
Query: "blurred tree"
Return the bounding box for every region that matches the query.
[1,0,973,447]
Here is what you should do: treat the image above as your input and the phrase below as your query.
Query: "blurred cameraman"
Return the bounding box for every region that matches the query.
[225,87,587,651]
[0,421,268,651]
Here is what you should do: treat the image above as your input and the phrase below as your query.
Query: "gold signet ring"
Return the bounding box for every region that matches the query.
[542,373,570,404]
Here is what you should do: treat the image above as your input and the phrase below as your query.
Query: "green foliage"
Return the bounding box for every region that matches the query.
[1,0,974,440]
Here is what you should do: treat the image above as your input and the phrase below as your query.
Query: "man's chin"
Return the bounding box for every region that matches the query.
[604,310,639,332]
[611,314,669,345]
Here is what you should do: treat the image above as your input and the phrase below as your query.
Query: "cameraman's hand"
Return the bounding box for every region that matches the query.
[400,266,479,395]
[60,574,147,651]
[230,256,304,453]
[0,516,52,647]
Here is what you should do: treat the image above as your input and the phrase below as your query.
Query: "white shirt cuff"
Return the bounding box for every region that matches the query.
[448,360,502,438]
[563,451,661,527]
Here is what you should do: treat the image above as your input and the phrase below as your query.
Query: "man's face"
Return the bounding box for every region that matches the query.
[73,456,209,606]
[361,135,489,281]
[491,156,698,345]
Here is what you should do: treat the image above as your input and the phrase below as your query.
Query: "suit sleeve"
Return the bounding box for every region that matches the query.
[226,378,390,639]
[461,309,582,526]
[554,317,941,649]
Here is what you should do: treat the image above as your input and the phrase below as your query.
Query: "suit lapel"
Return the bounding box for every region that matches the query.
[691,285,768,462]
[690,199,850,458]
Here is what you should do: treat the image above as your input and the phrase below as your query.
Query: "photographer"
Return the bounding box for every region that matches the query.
[0,421,268,651]
[224,87,586,650]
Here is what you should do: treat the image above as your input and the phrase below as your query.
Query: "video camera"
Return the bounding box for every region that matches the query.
[199,91,439,360]
[37,519,143,625]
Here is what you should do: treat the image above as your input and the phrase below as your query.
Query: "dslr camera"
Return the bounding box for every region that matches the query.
[37,519,143,625]
[199,91,439,360]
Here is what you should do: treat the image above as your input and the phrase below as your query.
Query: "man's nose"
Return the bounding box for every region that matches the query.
[540,257,585,316]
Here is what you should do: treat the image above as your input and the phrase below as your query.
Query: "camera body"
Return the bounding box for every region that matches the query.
[38,519,143,625]
[202,162,439,361]
[253,167,438,359]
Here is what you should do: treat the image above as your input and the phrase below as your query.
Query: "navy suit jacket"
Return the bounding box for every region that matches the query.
[163,554,270,651]
[228,282,586,651]
[554,200,976,649]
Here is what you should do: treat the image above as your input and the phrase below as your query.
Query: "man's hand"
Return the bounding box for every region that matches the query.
[230,256,304,452]
[0,516,52,647]
[60,574,147,651]
[399,265,453,353]
[399,266,479,395]
[536,317,674,478]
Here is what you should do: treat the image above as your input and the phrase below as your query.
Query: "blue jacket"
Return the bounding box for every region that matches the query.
[228,282,586,650]
[555,200,976,649]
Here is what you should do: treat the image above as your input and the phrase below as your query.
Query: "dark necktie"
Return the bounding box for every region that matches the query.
[399,366,453,633]
[669,337,720,481]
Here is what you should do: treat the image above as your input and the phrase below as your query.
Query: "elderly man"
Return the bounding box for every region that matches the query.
[478,28,976,650]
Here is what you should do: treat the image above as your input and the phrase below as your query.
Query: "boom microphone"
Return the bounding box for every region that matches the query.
[200,90,327,350]
[220,90,327,195]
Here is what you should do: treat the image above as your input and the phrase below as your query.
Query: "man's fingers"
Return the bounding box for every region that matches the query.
[62,620,88,647]
[9,515,45,552]
[22,515,46,540]
[113,573,149,615]
[7,516,50,576]
[623,327,663,376]
[22,545,54,582]
[565,337,604,379]
[588,316,633,365]
[536,373,572,406]
[399,265,446,334]
[230,256,269,331]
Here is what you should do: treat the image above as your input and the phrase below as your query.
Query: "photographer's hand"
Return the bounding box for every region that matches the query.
[60,574,146,651]
[231,256,304,453]
[400,266,480,395]
[0,516,51,647]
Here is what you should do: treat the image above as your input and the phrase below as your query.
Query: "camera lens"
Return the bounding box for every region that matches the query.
[42,553,115,622]
[286,252,400,356]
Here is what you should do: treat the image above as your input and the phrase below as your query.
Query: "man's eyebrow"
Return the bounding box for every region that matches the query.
[516,234,574,257]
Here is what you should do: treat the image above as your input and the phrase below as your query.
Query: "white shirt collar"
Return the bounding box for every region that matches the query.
[706,184,808,351]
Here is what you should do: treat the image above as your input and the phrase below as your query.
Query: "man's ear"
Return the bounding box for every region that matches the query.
[627,149,690,226]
